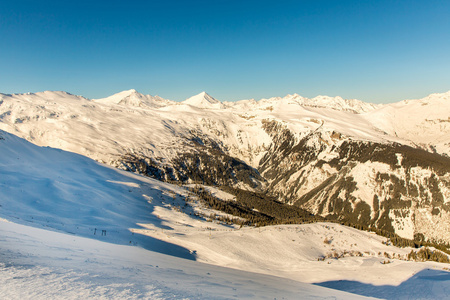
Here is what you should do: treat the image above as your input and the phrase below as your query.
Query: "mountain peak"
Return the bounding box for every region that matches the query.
[193,91,217,102]
[182,91,223,109]
[119,88,137,94]
[92,89,174,108]
[93,89,141,104]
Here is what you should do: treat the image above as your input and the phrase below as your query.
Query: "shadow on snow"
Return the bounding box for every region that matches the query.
[315,268,450,300]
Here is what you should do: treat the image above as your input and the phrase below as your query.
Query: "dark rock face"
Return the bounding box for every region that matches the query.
[115,133,266,191]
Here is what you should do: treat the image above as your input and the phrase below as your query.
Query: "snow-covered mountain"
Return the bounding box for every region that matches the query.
[253,93,381,113]
[0,89,449,244]
[364,91,450,155]
[1,129,449,299]
[93,89,174,107]
[260,123,450,243]
[182,91,225,109]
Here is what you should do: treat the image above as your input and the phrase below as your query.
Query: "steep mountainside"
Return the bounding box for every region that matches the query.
[259,120,450,243]
[0,89,449,243]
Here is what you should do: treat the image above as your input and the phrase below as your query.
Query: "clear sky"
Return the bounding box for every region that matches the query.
[1,0,449,103]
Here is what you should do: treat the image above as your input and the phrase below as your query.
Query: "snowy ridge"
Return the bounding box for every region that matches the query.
[2,90,89,102]
[253,93,381,113]
[93,89,174,108]
[364,90,450,155]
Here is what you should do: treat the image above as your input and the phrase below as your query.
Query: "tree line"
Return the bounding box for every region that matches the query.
[188,185,450,264]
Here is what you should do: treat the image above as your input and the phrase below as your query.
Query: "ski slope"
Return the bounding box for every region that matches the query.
[2,220,371,300]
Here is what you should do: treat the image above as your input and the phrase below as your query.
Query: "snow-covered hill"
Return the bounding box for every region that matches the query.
[1,130,449,299]
[0,89,449,244]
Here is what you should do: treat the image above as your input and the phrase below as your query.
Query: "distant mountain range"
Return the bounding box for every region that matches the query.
[1,89,449,243]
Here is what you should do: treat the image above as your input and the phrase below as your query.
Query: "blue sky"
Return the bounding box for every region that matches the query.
[1,0,449,103]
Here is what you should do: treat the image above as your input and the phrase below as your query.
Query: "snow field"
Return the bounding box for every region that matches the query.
[3,220,373,300]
